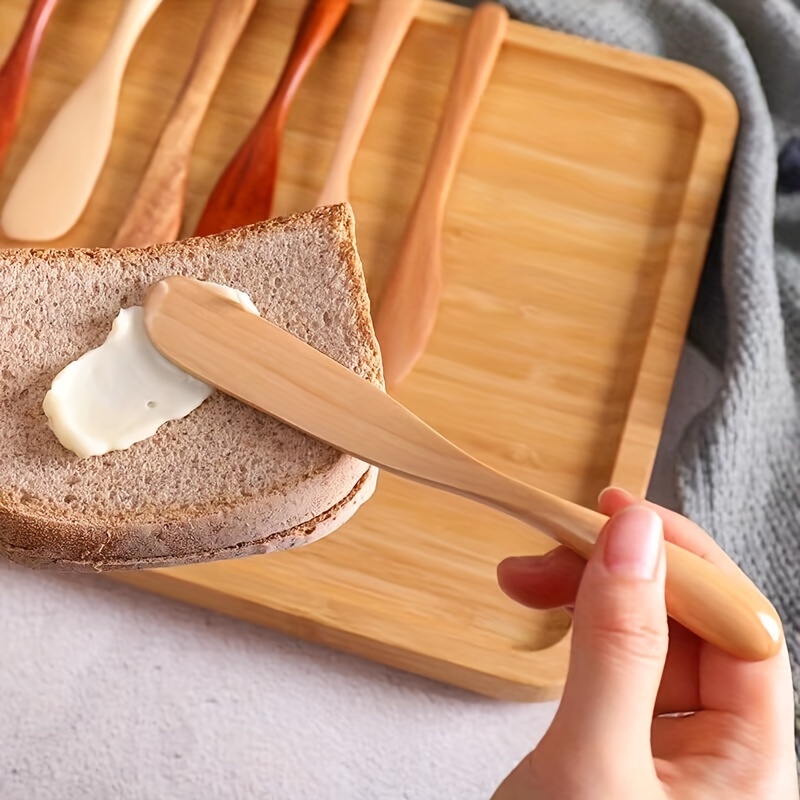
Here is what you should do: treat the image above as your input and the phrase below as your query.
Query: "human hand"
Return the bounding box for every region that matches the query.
[492,487,799,799]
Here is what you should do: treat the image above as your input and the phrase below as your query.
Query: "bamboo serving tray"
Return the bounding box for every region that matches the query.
[0,0,737,699]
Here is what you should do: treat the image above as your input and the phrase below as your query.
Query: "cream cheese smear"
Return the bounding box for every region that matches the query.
[43,282,258,458]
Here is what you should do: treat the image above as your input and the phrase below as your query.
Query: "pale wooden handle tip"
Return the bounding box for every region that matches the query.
[565,506,782,660]
[664,541,783,661]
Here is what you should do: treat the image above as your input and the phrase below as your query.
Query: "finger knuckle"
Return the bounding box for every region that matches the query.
[584,614,668,663]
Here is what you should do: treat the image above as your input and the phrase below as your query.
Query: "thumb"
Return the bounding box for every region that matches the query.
[549,504,668,758]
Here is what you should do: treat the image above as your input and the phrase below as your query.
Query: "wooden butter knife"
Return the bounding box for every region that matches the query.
[142,275,783,663]
[373,2,507,389]
[194,0,351,237]
[0,0,163,241]
[112,0,257,248]
[316,0,422,207]
[0,0,60,174]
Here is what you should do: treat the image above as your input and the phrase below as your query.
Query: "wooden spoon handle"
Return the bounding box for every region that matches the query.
[0,0,59,172]
[193,0,350,236]
[270,0,351,114]
[317,0,422,207]
[143,275,784,663]
[112,0,257,248]
[373,2,507,389]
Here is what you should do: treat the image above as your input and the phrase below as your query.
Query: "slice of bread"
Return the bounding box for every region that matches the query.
[0,204,382,571]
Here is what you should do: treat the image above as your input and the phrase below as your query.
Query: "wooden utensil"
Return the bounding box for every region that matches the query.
[0,0,59,174]
[373,2,507,389]
[316,0,421,207]
[0,0,162,241]
[112,0,257,248]
[194,0,350,237]
[143,275,782,663]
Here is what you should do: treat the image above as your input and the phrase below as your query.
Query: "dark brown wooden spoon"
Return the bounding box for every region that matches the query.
[194,0,350,237]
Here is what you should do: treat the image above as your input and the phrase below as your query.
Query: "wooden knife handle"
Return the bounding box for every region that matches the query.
[270,0,351,120]
[112,0,257,247]
[317,0,422,207]
[373,2,507,388]
[416,2,507,217]
[467,472,784,662]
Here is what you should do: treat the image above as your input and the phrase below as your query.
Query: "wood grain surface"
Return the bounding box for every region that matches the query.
[0,0,738,698]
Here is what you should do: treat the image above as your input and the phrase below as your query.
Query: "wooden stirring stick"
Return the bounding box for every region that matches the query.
[373,2,507,389]
[144,275,783,663]
[112,0,257,248]
[0,0,163,242]
[0,0,59,174]
[316,0,421,207]
[194,0,350,237]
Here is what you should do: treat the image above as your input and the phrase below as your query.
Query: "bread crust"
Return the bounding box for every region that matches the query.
[1,468,377,572]
[0,204,383,571]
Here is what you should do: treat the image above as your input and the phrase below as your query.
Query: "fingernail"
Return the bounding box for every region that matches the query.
[597,485,632,504]
[504,550,558,565]
[603,505,662,580]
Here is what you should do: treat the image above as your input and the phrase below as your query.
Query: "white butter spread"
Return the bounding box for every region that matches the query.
[43,282,259,459]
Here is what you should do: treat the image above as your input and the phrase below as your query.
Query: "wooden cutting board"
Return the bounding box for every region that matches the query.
[0,0,737,699]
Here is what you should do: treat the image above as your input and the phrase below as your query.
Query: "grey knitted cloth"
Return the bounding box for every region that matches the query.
[457,0,800,746]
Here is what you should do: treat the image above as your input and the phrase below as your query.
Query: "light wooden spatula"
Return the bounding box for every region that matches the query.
[112,0,257,248]
[316,0,422,207]
[373,2,507,389]
[0,0,163,241]
[0,0,60,175]
[143,275,783,663]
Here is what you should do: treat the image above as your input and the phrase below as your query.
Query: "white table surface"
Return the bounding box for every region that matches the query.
[0,345,721,799]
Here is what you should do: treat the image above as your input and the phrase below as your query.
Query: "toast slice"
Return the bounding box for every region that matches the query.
[0,204,382,571]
